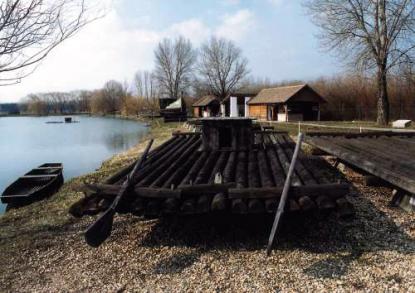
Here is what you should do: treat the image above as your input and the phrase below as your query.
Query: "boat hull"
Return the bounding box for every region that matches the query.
[1,163,64,209]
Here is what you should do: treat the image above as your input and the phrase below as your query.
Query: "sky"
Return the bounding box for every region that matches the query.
[0,0,340,102]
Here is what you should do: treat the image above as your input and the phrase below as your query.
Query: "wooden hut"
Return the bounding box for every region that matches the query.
[192,96,220,118]
[160,97,195,122]
[247,84,326,121]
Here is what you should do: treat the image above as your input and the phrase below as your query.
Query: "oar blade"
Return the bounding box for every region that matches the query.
[84,209,115,247]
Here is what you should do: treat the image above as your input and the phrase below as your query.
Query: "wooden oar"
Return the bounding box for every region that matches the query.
[85,139,154,247]
[266,133,303,256]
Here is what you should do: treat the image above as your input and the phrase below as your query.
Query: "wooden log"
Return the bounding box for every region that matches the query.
[161,198,179,214]
[269,135,302,186]
[315,195,336,210]
[180,183,236,196]
[336,198,355,218]
[211,193,227,211]
[265,199,278,213]
[150,138,201,187]
[83,184,182,199]
[280,134,317,185]
[235,151,248,188]
[300,156,332,184]
[228,183,350,199]
[196,195,210,213]
[172,131,201,136]
[103,136,179,184]
[265,148,285,186]
[162,147,202,188]
[208,151,229,183]
[145,200,160,216]
[257,149,274,187]
[223,151,236,183]
[248,199,265,214]
[262,133,272,146]
[131,198,145,215]
[138,136,200,186]
[180,198,196,214]
[179,151,208,185]
[298,196,316,211]
[132,136,187,183]
[231,199,248,214]
[363,175,388,187]
[248,151,261,187]
[103,161,135,185]
[138,187,181,198]
[194,151,219,184]
[288,199,301,212]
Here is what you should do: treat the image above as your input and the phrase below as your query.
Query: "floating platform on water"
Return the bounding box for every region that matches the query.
[72,118,353,218]
[1,163,64,210]
[45,117,80,124]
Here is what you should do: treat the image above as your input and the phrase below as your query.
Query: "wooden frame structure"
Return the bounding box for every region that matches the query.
[305,132,415,195]
[73,119,353,218]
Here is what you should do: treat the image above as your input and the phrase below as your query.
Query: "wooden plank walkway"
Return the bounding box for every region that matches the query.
[305,132,415,194]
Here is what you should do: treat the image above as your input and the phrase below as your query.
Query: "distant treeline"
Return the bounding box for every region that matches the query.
[20,80,159,116]
[19,72,415,121]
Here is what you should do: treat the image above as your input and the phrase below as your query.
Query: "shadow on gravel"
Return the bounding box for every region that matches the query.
[152,251,202,274]
[137,182,415,279]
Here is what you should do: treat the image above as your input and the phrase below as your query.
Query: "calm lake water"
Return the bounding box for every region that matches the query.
[0,116,148,214]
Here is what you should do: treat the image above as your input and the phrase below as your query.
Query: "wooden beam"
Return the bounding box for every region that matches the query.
[228,183,350,199]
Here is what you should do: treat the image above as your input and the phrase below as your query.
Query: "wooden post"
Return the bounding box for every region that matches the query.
[284,104,288,122]
[266,133,303,256]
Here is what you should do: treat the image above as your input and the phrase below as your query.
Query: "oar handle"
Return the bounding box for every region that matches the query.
[266,133,303,256]
[112,139,154,209]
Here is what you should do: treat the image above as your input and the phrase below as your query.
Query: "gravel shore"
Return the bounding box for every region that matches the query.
[0,123,414,292]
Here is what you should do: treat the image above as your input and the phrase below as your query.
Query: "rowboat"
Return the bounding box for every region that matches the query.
[1,163,64,209]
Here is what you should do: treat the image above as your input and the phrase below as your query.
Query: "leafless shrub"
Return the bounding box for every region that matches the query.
[0,0,101,85]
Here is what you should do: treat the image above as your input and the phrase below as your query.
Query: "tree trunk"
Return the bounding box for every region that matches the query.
[376,65,389,126]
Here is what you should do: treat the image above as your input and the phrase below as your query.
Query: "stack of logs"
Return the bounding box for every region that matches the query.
[70,131,354,218]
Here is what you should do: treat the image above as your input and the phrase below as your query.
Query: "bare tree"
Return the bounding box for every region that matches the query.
[0,0,98,85]
[134,70,158,100]
[305,0,415,125]
[154,36,196,99]
[198,37,249,101]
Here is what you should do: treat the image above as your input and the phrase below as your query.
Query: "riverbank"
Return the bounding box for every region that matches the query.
[0,119,414,292]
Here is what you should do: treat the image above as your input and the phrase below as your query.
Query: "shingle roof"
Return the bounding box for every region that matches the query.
[248,84,324,105]
[192,95,219,107]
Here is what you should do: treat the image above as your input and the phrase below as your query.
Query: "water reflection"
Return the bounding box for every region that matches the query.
[0,116,148,214]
